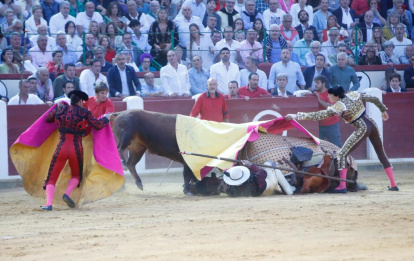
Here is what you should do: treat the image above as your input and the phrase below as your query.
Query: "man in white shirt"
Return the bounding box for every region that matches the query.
[305,41,331,67]
[8,79,44,105]
[390,23,413,58]
[29,25,56,50]
[321,27,342,57]
[262,0,285,30]
[146,0,160,25]
[210,47,240,94]
[29,35,53,69]
[179,0,206,18]
[160,50,191,97]
[49,1,75,36]
[173,4,204,49]
[268,48,305,94]
[79,58,108,96]
[204,14,218,34]
[215,26,242,64]
[75,1,104,35]
[123,0,150,34]
[240,56,267,88]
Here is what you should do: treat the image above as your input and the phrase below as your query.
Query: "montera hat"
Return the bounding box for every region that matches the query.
[223,166,250,186]
[68,90,89,101]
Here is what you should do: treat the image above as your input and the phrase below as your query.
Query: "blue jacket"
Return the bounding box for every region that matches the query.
[107,65,141,97]
[303,66,331,90]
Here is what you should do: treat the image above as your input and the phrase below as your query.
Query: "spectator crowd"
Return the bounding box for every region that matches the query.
[0,0,413,107]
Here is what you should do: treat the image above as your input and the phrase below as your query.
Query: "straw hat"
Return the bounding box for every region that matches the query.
[223,166,250,186]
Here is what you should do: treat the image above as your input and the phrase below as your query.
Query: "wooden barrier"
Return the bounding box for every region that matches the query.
[6,93,414,177]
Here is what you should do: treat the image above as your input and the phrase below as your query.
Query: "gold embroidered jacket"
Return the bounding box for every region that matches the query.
[297,92,388,123]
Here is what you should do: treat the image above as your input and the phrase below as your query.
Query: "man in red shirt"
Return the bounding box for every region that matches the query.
[314,75,342,147]
[84,82,115,118]
[190,78,230,122]
[238,73,271,98]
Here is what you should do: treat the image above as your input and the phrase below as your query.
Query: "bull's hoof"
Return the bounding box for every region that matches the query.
[387,185,399,191]
[136,182,143,191]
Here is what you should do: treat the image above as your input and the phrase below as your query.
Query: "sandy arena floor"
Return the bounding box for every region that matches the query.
[0,169,413,261]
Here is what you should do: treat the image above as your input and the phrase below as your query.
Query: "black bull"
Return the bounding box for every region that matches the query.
[112,110,358,195]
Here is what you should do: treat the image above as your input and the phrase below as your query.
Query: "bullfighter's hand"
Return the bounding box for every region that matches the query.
[285,114,297,121]
[241,160,252,168]
[382,111,389,121]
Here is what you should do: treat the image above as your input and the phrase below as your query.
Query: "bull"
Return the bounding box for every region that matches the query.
[112,110,358,196]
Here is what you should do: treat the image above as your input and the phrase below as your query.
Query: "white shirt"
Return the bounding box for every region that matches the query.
[124,12,150,34]
[305,52,331,67]
[29,46,53,69]
[160,63,191,95]
[49,13,76,35]
[389,37,413,58]
[29,35,56,50]
[127,62,139,72]
[240,68,268,89]
[24,16,47,35]
[54,95,71,104]
[365,22,374,43]
[79,69,108,96]
[321,40,343,57]
[146,14,156,26]
[117,66,129,96]
[66,34,83,51]
[290,4,313,27]
[215,39,241,64]
[277,88,289,97]
[209,61,240,94]
[389,86,402,93]
[341,7,353,29]
[75,12,104,33]
[186,35,215,70]
[263,8,286,30]
[8,94,44,105]
[179,0,206,18]
[173,15,204,48]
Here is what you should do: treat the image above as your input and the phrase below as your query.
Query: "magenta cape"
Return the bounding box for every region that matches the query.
[10,104,124,206]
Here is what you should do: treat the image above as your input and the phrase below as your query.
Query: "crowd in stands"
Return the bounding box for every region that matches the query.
[0,0,413,106]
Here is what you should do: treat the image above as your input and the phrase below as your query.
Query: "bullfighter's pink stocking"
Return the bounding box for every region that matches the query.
[65,178,79,196]
[45,184,55,206]
[336,168,348,190]
[385,167,397,188]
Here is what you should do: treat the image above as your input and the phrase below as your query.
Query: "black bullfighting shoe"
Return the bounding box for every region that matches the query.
[387,186,399,191]
[63,194,76,208]
[40,205,52,211]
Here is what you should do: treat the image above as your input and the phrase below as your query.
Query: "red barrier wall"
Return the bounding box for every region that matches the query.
[6,93,414,175]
